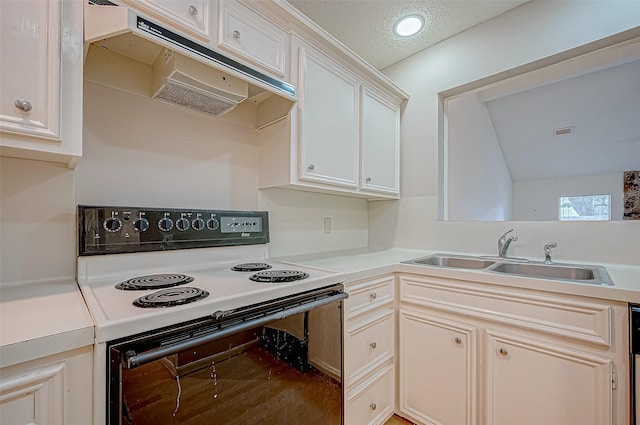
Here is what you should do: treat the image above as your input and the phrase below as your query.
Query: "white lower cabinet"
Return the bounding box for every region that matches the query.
[398,273,626,425]
[0,346,93,425]
[344,275,396,425]
[399,310,478,425]
[486,330,612,425]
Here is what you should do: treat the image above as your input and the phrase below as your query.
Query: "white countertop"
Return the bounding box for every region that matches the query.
[277,248,640,304]
[0,279,95,368]
[2,248,638,370]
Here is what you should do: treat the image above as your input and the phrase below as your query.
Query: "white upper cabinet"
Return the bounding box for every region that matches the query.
[0,0,83,167]
[258,32,407,200]
[297,37,359,188]
[218,0,288,78]
[121,0,214,44]
[360,86,400,195]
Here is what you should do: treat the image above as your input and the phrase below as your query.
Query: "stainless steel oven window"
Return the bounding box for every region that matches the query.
[107,287,346,425]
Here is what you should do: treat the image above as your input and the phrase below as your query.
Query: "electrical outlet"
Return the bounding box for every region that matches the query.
[323,217,331,234]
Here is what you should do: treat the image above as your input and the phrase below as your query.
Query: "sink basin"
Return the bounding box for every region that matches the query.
[403,254,495,270]
[488,262,613,286]
[402,253,614,286]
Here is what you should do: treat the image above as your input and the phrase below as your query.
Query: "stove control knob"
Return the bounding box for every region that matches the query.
[103,216,123,233]
[176,214,190,232]
[133,217,149,232]
[207,217,219,230]
[192,215,205,231]
[158,213,174,232]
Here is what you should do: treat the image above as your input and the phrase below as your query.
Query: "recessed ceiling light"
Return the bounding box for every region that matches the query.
[394,15,424,37]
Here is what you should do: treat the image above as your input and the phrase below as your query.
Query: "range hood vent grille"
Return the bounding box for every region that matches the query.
[151,49,248,116]
[153,79,237,116]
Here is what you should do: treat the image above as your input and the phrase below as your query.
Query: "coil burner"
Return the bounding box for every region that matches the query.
[115,274,194,290]
[230,263,272,272]
[249,270,310,283]
[132,287,209,308]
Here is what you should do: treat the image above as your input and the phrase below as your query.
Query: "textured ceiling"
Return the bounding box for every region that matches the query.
[286,0,530,69]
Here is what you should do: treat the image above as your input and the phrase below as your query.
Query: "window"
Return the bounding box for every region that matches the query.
[559,194,610,221]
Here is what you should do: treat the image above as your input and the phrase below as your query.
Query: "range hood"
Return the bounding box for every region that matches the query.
[84,3,295,129]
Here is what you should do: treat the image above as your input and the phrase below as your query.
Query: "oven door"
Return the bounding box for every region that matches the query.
[108,285,347,425]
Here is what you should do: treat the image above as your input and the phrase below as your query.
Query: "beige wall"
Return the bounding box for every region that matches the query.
[0,157,76,284]
[373,1,640,265]
[3,1,640,287]
[0,82,369,286]
[258,188,368,258]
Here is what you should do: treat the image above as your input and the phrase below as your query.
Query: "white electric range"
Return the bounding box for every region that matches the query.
[77,205,347,425]
[76,205,345,343]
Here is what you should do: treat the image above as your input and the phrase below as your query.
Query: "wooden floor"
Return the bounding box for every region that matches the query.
[384,414,416,425]
[122,346,341,424]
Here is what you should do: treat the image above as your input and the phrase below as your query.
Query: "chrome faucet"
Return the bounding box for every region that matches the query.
[497,229,518,258]
[544,242,558,264]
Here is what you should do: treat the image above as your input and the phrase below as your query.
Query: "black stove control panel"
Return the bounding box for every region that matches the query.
[78,205,269,256]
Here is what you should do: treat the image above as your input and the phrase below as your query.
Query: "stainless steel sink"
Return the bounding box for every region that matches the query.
[402,254,495,270]
[402,253,614,286]
[488,262,614,286]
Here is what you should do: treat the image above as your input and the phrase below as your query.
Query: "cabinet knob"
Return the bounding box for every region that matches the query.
[454,337,462,345]
[370,342,377,349]
[366,176,372,182]
[307,163,315,171]
[233,30,241,39]
[499,348,509,356]
[370,402,377,411]
[14,99,32,112]
[188,5,198,16]
[369,292,377,300]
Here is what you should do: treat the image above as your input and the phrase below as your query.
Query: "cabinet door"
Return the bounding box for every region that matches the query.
[1,1,61,141]
[0,362,65,425]
[121,0,213,43]
[361,86,400,195]
[0,0,82,166]
[0,347,93,425]
[399,310,478,425]
[218,0,287,77]
[297,42,359,188]
[486,330,612,425]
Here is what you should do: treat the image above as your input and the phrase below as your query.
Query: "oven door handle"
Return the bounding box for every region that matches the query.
[123,291,348,369]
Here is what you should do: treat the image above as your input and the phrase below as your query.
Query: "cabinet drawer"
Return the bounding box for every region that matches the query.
[400,274,612,347]
[346,363,395,425]
[122,0,212,42]
[346,276,395,320]
[345,309,394,386]
[218,0,287,77]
